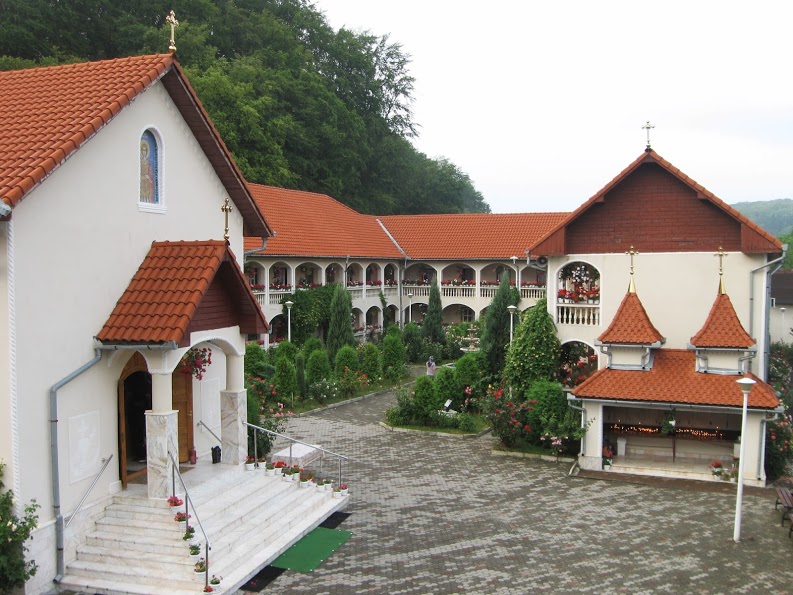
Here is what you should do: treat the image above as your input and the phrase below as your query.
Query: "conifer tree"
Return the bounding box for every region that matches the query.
[326,283,355,362]
[478,271,517,381]
[422,276,445,345]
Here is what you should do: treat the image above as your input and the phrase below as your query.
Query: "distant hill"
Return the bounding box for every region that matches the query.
[732,199,793,237]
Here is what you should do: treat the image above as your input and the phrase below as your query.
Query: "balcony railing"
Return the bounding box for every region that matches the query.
[557,303,600,326]
[521,286,546,300]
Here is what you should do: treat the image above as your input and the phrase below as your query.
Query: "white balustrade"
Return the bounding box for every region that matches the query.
[556,304,601,326]
[403,285,430,297]
[269,291,288,305]
[479,287,497,298]
[520,287,546,300]
[347,287,363,300]
[441,286,476,298]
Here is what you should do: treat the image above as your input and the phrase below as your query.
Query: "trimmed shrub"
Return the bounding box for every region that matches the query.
[274,339,298,363]
[434,366,461,408]
[413,375,442,422]
[306,349,332,386]
[382,332,407,382]
[308,379,341,405]
[360,343,382,384]
[302,337,323,360]
[273,357,298,404]
[402,322,424,363]
[295,353,306,400]
[334,345,360,378]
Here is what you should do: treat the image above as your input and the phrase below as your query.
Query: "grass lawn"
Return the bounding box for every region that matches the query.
[383,414,489,435]
[282,376,410,414]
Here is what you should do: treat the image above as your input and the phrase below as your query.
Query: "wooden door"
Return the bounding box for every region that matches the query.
[172,372,193,463]
[118,353,150,488]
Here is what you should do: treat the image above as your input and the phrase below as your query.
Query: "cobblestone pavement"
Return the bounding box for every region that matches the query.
[231,390,793,595]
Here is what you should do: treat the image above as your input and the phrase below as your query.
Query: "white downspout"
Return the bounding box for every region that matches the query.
[749,244,787,378]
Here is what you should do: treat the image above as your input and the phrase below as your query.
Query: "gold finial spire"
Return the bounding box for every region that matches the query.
[715,246,728,295]
[642,121,655,151]
[221,197,233,243]
[626,245,639,293]
[166,10,179,52]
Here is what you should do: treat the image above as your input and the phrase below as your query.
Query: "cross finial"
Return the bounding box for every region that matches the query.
[715,246,728,295]
[642,121,655,151]
[166,10,179,52]
[221,197,233,243]
[626,245,639,293]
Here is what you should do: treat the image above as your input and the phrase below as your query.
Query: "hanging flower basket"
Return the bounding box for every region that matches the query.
[179,347,212,380]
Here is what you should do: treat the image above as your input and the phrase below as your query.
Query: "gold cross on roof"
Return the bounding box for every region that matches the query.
[166,10,179,52]
[626,245,639,293]
[715,246,728,294]
[221,197,233,243]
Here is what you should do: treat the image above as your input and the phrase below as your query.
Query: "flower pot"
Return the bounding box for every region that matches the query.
[323,483,332,492]
[195,571,206,581]
[245,463,255,471]
[265,468,275,476]
[189,552,200,560]
[332,490,341,499]
[340,488,349,496]
[178,520,186,529]
[300,480,310,488]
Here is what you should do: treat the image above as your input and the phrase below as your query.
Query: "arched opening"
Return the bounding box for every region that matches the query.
[270,314,287,344]
[326,263,342,285]
[384,264,398,286]
[269,262,291,291]
[296,262,321,288]
[559,341,598,388]
[365,264,381,286]
[346,263,364,287]
[557,262,600,303]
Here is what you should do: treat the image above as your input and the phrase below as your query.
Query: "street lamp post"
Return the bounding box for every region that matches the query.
[408,293,413,324]
[285,300,294,342]
[733,376,756,543]
[507,304,518,344]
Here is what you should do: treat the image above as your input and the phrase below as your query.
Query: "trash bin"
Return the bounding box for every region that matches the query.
[211,445,221,464]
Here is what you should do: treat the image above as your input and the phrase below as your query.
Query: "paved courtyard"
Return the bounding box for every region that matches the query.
[239,389,793,595]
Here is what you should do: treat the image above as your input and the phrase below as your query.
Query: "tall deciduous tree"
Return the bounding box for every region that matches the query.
[422,276,445,345]
[504,298,561,397]
[326,283,355,361]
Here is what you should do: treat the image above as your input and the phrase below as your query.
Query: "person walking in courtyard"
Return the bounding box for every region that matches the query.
[426,355,436,378]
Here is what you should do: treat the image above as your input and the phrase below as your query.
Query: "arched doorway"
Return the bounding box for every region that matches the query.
[117,353,193,487]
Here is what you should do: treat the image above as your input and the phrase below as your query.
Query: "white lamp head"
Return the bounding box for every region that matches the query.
[736,377,756,395]
[285,300,294,309]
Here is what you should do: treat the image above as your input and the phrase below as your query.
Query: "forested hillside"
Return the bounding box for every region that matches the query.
[732,199,793,238]
[0,0,489,215]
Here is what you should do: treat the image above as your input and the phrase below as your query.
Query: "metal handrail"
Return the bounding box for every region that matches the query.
[169,451,211,589]
[243,421,349,487]
[65,454,113,529]
[196,420,222,444]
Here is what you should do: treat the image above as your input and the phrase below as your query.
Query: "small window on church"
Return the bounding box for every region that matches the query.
[139,130,165,212]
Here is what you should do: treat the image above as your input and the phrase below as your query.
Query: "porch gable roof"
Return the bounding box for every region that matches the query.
[573,349,778,409]
[96,240,268,346]
[528,150,782,256]
[690,291,754,348]
[598,290,665,345]
[0,54,272,239]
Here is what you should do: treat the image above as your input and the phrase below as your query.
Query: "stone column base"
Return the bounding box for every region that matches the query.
[221,390,247,465]
[145,410,178,499]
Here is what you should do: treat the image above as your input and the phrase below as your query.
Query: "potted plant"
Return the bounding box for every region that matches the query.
[258,456,267,469]
[602,446,614,468]
[182,526,195,541]
[174,511,191,528]
[188,543,201,558]
[273,461,286,475]
[210,575,223,586]
[332,484,342,498]
[299,469,315,487]
[203,587,214,593]
[167,495,183,507]
[194,557,207,579]
[245,456,256,471]
[339,483,349,496]
[265,461,275,476]
[709,461,724,477]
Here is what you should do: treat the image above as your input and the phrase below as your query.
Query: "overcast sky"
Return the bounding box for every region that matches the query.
[314,1,793,213]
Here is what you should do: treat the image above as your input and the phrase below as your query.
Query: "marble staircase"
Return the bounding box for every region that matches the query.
[57,466,349,594]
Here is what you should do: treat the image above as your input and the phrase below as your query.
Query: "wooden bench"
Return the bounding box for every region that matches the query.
[774,487,793,528]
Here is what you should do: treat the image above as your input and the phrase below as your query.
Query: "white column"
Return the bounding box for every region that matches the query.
[145,410,177,499]
[226,353,244,393]
[221,390,247,465]
[151,372,173,412]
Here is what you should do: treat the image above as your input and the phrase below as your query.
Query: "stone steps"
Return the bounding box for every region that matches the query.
[58,468,349,594]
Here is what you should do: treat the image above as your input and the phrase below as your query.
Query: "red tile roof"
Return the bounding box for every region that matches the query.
[379,213,568,260]
[573,349,778,409]
[97,240,267,345]
[0,55,271,238]
[530,150,782,256]
[244,184,405,258]
[598,290,665,344]
[690,292,754,348]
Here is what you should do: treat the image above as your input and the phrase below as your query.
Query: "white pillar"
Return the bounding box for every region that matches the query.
[221,390,247,465]
[145,410,177,499]
[151,372,173,412]
[226,353,244,392]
